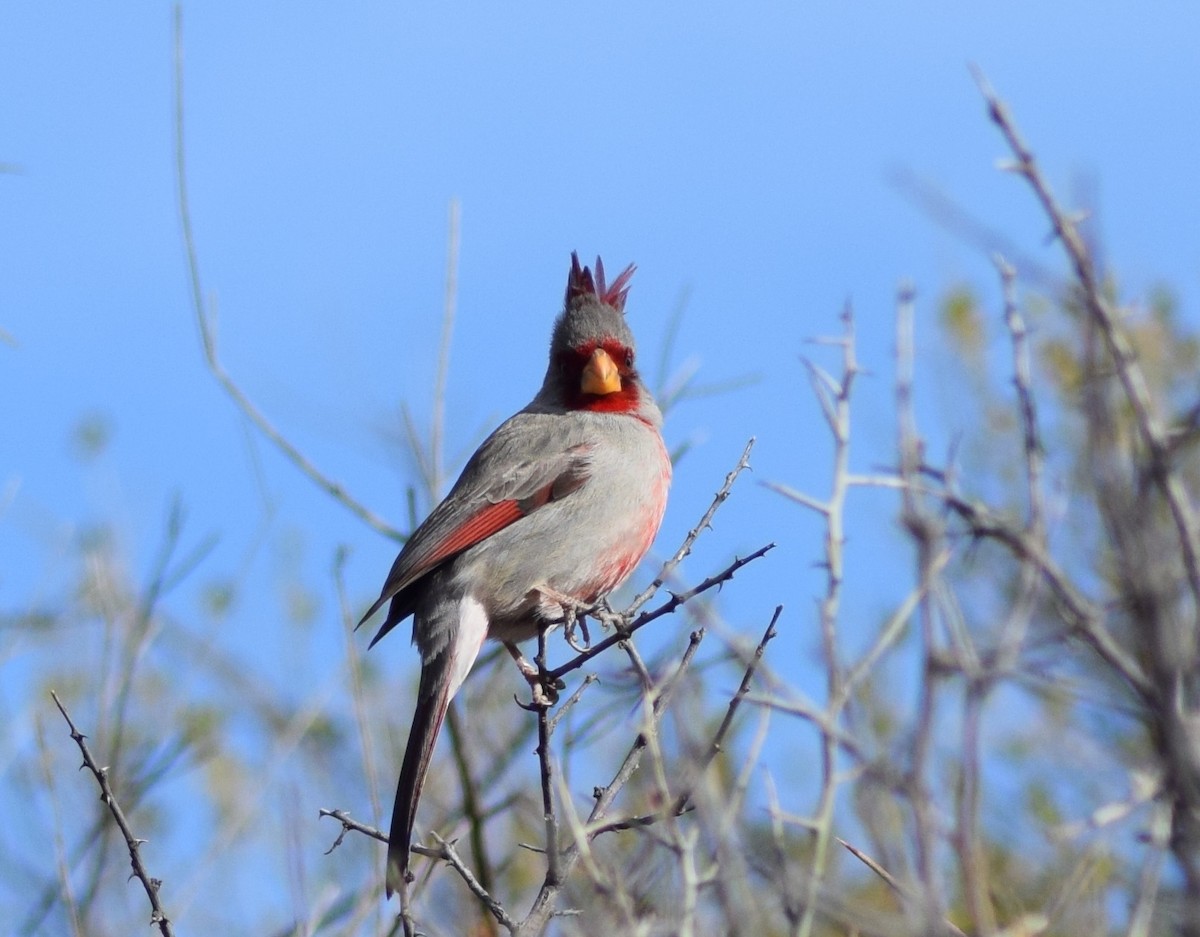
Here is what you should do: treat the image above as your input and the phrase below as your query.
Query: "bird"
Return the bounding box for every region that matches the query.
[358,252,672,898]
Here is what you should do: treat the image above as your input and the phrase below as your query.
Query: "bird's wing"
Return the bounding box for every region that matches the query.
[358,420,593,645]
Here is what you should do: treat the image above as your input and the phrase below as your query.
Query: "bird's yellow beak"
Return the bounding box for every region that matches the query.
[580,348,622,395]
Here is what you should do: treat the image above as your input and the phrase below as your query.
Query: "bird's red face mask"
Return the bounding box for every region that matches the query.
[561,339,640,413]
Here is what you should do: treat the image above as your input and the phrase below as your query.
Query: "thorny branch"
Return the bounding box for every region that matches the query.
[51,693,175,937]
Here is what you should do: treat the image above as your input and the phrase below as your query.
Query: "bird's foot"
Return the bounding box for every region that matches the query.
[532,585,595,651]
[570,597,628,639]
[514,678,560,711]
[588,598,628,633]
[536,588,630,649]
[562,603,592,652]
[505,641,564,710]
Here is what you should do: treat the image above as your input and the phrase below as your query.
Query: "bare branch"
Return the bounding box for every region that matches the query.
[547,673,599,735]
[51,693,175,937]
[317,809,518,932]
[697,608,781,775]
[836,839,968,937]
[991,254,1046,672]
[895,284,950,931]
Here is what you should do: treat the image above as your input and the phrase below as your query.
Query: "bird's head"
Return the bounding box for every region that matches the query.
[538,253,660,425]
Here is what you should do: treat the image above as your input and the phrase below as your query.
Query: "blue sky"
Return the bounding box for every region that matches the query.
[3,2,1199,929]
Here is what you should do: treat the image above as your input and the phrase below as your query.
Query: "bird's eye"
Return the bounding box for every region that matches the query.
[624,349,634,368]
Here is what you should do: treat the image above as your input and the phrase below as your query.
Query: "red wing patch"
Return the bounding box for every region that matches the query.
[415,498,526,574]
[403,466,590,585]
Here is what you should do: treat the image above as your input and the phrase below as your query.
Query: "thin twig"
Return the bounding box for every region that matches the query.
[319,807,390,847]
[698,609,781,775]
[430,833,518,934]
[957,687,996,936]
[992,253,1045,671]
[51,693,175,937]
[35,715,84,937]
[836,839,968,937]
[547,674,599,735]
[333,547,382,829]
[332,547,387,931]
[838,836,904,897]
[90,501,191,904]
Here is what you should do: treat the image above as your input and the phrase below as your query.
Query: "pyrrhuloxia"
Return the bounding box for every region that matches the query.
[359,253,671,897]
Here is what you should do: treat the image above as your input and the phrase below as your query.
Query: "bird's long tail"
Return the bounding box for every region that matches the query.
[386,650,453,898]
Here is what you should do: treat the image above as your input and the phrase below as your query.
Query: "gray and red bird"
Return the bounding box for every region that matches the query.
[359,253,671,897]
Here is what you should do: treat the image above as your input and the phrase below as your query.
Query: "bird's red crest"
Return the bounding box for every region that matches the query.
[566,252,636,313]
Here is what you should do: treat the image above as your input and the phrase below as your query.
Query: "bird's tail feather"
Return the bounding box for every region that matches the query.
[385,652,452,898]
